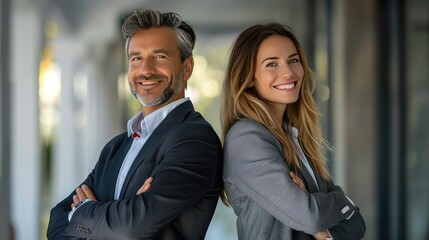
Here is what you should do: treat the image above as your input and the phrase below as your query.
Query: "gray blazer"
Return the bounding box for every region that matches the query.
[223,118,365,240]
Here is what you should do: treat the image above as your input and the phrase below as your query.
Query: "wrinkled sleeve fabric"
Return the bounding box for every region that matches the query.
[329,207,366,239]
[47,168,97,240]
[63,123,221,239]
[223,119,356,234]
[325,179,367,239]
[46,133,126,240]
[47,133,127,240]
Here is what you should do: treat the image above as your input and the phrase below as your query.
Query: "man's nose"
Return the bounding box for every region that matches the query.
[140,59,155,75]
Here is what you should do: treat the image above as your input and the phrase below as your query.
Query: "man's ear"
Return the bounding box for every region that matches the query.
[182,56,194,81]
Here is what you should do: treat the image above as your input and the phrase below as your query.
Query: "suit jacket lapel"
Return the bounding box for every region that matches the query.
[98,134,133,200]
[118,101,194,198]
[294,161,325,239]
[296,166,319,193]
[307,158,328,192]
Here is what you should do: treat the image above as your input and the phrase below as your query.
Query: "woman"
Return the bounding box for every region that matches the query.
[221,23,366,240]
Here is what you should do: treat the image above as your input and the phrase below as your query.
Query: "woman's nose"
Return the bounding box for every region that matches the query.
[279,65,293,78]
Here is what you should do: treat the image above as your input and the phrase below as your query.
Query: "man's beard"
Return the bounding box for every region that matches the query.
[130,73,183,107]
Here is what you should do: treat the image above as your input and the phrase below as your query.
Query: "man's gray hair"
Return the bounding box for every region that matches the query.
[122,9,196,62]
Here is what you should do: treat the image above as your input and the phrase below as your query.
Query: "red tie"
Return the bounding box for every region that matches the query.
[132,133,140,139]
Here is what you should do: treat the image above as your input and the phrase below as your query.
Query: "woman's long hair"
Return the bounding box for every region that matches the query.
[221,23,331,205]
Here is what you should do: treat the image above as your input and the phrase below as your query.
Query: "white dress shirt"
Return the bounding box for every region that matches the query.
[287,125,319,190]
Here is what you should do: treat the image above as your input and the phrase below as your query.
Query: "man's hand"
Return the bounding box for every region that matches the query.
[71,185,98,209]
[137,176,154,195]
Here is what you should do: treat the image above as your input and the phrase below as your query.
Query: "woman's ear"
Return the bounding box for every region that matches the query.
[248,79,254,88]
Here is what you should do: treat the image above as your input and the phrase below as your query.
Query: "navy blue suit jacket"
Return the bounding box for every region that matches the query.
[47,101,223,240]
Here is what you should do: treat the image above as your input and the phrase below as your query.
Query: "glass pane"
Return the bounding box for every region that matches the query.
[406,0,429,239]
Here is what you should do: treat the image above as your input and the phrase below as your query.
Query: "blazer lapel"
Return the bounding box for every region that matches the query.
[307,159,328,192]
[118,101,194,198]
[296,166,319,193]
[98,135,133,200]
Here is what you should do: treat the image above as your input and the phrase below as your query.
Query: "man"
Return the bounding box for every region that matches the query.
[47,9,223,240]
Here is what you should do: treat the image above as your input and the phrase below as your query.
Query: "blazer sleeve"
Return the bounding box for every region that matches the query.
[64,123,222,239]
[223,119,355,235]
[46,167,97,240]
[325,179,367,239]
[47,133,127,240]
[329,207,366,239]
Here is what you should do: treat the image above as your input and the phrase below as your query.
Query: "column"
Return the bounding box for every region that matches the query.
[0,0,12,239]
[11,6,42,240]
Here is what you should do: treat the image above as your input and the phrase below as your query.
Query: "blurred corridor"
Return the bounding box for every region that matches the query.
[1,0,428,239]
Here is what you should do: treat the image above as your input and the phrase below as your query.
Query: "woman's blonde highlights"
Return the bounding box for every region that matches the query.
[221,23,331,205]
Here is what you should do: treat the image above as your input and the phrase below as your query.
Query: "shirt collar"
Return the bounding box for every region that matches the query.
[283,123,299,138]
[127,97,190,138]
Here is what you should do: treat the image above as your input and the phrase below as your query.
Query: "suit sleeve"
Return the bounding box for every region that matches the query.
[223,120,356,235]
[64,123,222,239]
[46,168,96,240]
[46,133,126,240]
[329,208,366,239]
[324,179,366,239]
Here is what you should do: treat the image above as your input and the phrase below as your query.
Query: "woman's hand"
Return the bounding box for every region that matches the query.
[289,172,332,239]
[313,230,332,240]
[289,172,306,191]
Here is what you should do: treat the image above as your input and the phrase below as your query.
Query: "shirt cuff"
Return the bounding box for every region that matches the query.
[327,229,333,240]
[68,199,94,221]
[344,196,356,220]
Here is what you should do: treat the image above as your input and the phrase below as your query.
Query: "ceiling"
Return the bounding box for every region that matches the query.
[43,0,306,35]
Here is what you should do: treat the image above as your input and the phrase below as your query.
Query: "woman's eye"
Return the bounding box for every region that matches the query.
[289,58,300,64]
[266,62,277,67]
